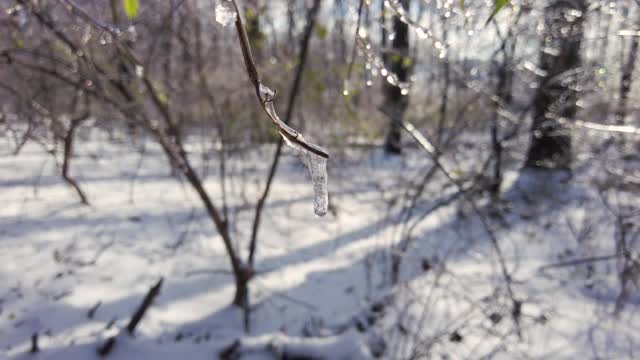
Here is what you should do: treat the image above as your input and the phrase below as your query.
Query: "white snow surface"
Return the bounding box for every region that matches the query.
[1,132,639,359]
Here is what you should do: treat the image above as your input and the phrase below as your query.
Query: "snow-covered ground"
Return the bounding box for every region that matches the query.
[1,132,639,359]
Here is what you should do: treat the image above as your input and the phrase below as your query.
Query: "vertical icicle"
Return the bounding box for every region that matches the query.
[307,153,328,217]
[280,132,329,217]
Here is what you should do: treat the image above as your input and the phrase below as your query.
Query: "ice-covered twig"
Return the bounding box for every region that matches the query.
[229,0,327,330]
[538,253,621,273]
[229,0,328,159]
[244,0,326,275]
[556,116,640,136]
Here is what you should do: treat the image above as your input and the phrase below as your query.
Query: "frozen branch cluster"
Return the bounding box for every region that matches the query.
[220,331,374,360]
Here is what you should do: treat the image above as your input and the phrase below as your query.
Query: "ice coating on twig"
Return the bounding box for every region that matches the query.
[259,82,328,159]
[307,153,328,217]
[258,83,276,102]
[215,1,236,27]
[261,81,329,215]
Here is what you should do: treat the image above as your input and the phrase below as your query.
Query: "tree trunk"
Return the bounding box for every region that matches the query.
[287,0,295,49]
[334,0,347,62]
[491,26,517,195]
[245,0,264,61]
[62,114,90,205]
[525,0,586,170]
[436,16,449,148]
[383,0,411,155]
[616,10,640,124]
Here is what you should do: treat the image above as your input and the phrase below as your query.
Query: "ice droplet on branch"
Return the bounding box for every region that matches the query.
[259,83,276,102]
[215,1,236,27]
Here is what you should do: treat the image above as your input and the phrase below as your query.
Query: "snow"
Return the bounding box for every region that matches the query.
[1,132,639,359]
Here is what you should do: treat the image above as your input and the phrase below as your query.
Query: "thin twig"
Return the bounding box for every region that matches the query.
[538,254,620,272]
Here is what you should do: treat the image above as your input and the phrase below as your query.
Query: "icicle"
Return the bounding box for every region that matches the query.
[307,153,328,217]
[278,133,329,217]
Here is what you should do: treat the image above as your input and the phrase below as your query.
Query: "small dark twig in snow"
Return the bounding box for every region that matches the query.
[30,333,39,353]
[97,278,163,356]
[87,301,102,319]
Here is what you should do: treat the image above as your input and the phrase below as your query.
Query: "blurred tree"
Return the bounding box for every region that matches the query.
[334,0,347,62]
[383,0,411,155]
[616,5,640,124]
[436,12,450,148]
[245,0,264,60]
[489,10,521,194]
[525,0,587,170]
